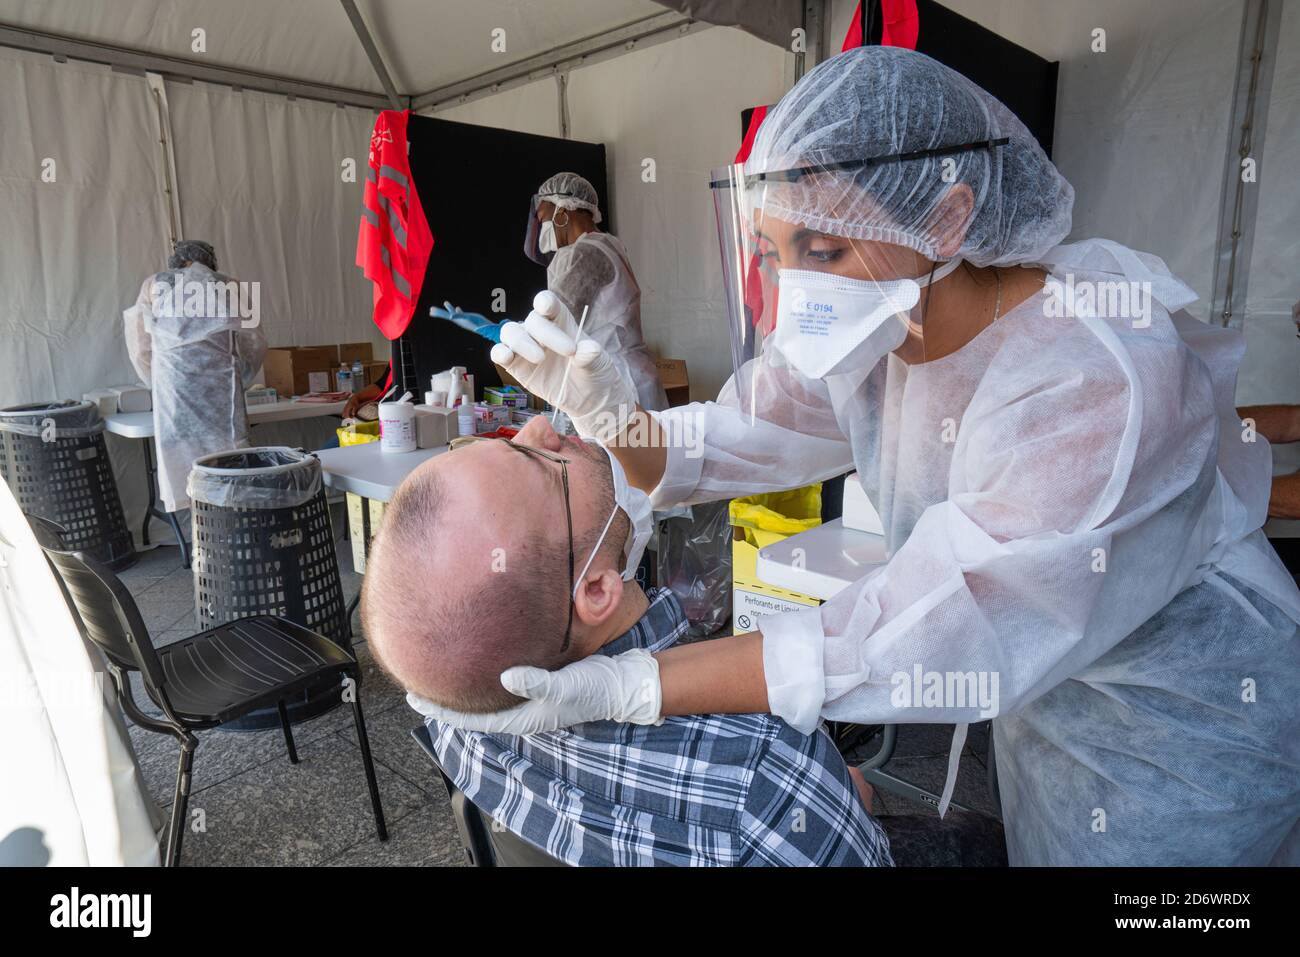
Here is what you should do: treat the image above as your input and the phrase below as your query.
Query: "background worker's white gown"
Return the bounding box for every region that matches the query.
[648,241,1300,865]
[126,263,267,513]
[547,232,668,413]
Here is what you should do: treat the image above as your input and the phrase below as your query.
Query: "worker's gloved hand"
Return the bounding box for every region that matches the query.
[431,302,504,343]
[490,291,638,442]
[407,648,663,735]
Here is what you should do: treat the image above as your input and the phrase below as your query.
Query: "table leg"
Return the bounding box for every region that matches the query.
[168,509,191,569]
[345,495,373,640]
[140,440,156,547]
[144,438,190,568]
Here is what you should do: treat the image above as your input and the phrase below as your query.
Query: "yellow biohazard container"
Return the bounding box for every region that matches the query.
[729,485,823,634]
[337,421,381,446]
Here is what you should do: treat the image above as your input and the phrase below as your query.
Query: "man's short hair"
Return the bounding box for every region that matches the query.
[361,448,627,712]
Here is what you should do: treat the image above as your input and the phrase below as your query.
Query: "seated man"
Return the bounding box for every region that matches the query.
[361,417,891,866]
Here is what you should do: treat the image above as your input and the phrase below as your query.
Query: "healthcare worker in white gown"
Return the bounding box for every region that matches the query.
[523,173,668,412]
[417,47,1300,866]
[124,240,267,513]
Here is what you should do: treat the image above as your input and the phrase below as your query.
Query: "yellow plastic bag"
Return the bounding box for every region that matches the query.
[337,421,381,446]
[729,485,822,549]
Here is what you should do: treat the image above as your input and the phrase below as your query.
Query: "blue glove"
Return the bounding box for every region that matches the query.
[431,301,503,344]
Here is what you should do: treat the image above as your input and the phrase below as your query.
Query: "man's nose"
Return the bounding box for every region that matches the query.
[514,413,565,452]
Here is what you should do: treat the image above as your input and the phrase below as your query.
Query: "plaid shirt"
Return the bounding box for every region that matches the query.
[428,588,892,866]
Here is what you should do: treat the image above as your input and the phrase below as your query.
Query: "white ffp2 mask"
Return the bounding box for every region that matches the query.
[573,443,653,598]
[772,259,962,379]
[538,218,558,255]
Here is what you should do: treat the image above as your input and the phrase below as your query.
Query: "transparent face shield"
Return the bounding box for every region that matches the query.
[523,195,579,266]
[522,195,552,266]
[709,139,1008,419]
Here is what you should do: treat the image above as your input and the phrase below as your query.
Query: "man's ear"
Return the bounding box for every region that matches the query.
[573,567,625,634]
[929,183,975,259]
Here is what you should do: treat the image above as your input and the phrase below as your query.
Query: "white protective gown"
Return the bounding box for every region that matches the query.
[548,232,669,412]
[649,240,1300,865]
[130,264,267,512]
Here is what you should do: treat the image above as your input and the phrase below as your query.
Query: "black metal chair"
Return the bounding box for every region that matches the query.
[28,515,388,866]
[409,724,566,867]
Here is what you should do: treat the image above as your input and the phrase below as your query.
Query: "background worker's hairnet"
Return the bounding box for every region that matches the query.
[167,239,217,271]
[536,172,603,224]
[746,46,1073,267]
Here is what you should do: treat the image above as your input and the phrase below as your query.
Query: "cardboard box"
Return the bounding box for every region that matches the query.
[484,385,529,409]
[360,360,389,389]
[337,342,374,365]
[413,405,455,448]
[655,358,690,407]
[264,346,337,398]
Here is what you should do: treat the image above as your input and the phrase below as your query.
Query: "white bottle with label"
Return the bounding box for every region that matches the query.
[457,397,476,437]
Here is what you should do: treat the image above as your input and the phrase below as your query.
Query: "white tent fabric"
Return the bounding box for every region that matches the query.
[1240,0,1300,409]
[0,0,669,96]
[0,480,158,866]
[0,45,387,538]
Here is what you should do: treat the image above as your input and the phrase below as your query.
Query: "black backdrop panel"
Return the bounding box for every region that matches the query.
[394,115,608,397]
[911,0,1058,157]
[744,2,1057,158]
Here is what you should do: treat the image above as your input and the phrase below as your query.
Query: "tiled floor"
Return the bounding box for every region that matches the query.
[117,503,995,866]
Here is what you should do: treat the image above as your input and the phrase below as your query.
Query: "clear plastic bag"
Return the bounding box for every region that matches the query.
[0,400,104,438]
[656,499,733,637]
[187,446,322,510]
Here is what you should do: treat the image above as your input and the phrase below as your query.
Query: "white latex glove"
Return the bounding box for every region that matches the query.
[490,290,637,442]
[407,648,663,735]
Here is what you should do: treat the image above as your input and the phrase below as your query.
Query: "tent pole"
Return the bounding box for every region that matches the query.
[0,21,392,111]
[412,12,706,113]
[338,0,406,110]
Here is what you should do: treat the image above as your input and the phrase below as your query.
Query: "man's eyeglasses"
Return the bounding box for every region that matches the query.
[450,436,576,651]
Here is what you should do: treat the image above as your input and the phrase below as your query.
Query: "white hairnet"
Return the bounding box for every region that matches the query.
[536,172,603,224]
[747,46,1073,267]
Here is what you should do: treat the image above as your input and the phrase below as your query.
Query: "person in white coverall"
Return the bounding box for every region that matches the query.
[523,172,668,412]
[124,240,266,513]
[416,47,1300,866]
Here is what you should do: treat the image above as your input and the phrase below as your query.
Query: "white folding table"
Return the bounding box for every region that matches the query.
[104,399,348,567]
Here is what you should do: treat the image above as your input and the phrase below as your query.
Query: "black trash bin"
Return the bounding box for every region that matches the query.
[0,400,135,569]
[189,447,349,730]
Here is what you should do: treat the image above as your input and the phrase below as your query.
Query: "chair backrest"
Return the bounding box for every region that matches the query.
[409,725,567,868]
[29,514,169,691]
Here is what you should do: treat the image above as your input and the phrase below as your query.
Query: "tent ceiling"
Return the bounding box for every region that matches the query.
[0,0,670,99]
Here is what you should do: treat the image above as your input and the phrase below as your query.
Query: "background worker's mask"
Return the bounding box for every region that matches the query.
[538,217,558,255]
[573,444,653,598]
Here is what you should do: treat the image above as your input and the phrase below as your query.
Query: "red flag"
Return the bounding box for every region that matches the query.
[881,0,920,49]
[734,105,769,164]
[842,1,920,51]
[356,110,434,340]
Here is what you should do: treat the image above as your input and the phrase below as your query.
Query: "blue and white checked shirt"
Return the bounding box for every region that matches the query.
[428,588,892,866]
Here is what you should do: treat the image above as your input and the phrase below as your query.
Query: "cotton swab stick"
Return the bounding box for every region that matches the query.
[551,304,590,426]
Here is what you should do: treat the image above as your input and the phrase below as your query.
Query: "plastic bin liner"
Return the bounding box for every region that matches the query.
[657,500,733,637]
[188,446,322,510]
[0,400,104,438]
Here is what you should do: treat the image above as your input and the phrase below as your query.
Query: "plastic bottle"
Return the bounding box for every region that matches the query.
[457,397,476,437]
[337,364,352,394]
[351,358,364,393]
